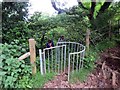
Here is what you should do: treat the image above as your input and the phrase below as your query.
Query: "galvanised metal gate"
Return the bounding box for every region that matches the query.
[39,42,85,81]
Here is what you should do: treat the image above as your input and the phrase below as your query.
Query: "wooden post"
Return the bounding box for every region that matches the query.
[29,38,36,75]
[86,29,90,54]
[18,52,30,61]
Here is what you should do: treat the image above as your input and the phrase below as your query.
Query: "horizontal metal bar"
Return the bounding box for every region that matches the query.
[69,48,85,55]
[43,45,66,50]
[57,42,84,46]
[57,42,85,53]
[69,51,83,55]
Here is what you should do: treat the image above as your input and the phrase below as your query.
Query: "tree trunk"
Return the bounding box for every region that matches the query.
[86,29,90,54]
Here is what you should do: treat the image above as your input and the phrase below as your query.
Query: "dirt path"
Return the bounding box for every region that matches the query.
[43,72,111,88]
[44,45,120,88]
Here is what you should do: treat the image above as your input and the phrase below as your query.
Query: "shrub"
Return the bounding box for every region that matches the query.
[0,43,32,88]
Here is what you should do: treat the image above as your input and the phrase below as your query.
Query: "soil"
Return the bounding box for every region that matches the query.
[43,45,120,88]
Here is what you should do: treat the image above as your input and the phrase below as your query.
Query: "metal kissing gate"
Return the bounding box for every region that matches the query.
[39,42,85,81]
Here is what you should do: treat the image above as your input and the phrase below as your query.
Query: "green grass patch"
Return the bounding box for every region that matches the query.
[69,65,95,83]
[31,72,56,88]
[17,71,56,88]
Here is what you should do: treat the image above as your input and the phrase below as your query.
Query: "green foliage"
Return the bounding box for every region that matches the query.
[70,38,116,83]
[83,53,96,69]
[31,72,56,88]
[1,1,119,88]
[2,2,30,43]
[0,43,32,88]
[94,38,116,52]
[70,68,93,83]
[92,2,120,30]
[3,21,32,50]
[16,76,33,88]
[84,38,116,69]
[0,42,55,88]
[17,72,56,88]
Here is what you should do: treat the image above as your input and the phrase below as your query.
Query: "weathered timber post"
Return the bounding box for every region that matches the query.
[29,38,36,75]
[86,29,90,55]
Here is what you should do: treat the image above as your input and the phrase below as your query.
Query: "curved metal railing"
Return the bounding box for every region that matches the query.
[57,42,85,81]
[39,42,85,81]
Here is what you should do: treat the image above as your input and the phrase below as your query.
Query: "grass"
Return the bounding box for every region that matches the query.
[69,38,116,83]
[69,64,95,83]
[30,72,56,88]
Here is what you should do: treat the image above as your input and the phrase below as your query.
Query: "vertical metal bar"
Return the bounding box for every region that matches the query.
[75,44,77,52]
[68,54,71,81]
[43,50,46,74]
[52,49,53,72]
[64,45,66,72]
[39,49,43,75]
[71,43,73,53]
[68,43,70,57]
[82,50,85,68]
[73,44,75,52]
[81,45,83,51]
[58,47,60,73]
[55,48,57,72]
[61,45,63,72]
[72,54,75,72]
[56,42,58,46]
[76,53,79,71]
[79,53,82,71]
[77,44,79,52]
[47,49,50,73]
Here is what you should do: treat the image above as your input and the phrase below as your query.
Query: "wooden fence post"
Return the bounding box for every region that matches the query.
[29,38,36,75]
[86,29,90,54]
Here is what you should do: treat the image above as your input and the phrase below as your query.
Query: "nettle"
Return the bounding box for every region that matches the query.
[0,43,32,88]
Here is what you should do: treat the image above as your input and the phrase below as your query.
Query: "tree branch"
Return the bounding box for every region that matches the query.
[88,0,96,20]
[97,0,112,16]
[77,0,88,10]
[51,0,66,14]
[51,1,59,11]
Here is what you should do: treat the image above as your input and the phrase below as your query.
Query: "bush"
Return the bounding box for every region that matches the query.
[0,43,32,88]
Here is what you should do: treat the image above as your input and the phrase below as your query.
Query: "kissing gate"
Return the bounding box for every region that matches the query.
[39,42,85,81]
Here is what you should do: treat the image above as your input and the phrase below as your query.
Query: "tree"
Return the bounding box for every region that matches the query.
[51,0,69,14]
[51,0,113,20]
[2,1,29,43]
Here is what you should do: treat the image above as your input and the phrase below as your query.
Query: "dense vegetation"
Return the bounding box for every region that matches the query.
[1,0,120,88]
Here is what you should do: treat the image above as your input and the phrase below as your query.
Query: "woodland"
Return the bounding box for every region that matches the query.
[0,0,120,88]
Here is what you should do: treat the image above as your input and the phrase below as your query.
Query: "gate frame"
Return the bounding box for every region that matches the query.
[39,45,66,75]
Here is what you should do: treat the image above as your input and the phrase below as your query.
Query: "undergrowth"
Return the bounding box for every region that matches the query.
[31,72,56,88]
[17,72,56,88]
[69,38,116,83]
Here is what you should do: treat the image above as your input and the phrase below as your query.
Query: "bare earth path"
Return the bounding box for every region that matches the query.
[43,72,110,88]
[44,45,120,88]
